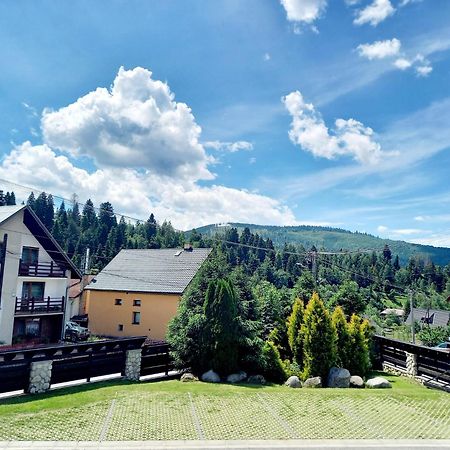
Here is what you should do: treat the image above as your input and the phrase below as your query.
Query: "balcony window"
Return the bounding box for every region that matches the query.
[22,282,45,300]
[132,312,140,325]
[22,247,39,265]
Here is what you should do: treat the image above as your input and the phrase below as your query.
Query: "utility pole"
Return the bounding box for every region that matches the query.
[409,289,415,344]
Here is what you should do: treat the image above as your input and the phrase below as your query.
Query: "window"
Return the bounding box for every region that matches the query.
[132,312,141,325]
[21,282,45,300]
[133,299,141,307]
[118,324,123,332]
[115,299,122,306]
[22,247,39,265]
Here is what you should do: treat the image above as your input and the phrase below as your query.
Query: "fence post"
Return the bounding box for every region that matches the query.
[405,351,418,378]
[124,349,142,381]
[27,360,53,394]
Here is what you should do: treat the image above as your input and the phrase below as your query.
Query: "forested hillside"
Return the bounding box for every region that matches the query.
[192,223,450,266]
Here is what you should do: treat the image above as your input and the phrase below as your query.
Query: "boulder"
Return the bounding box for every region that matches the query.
[285,375,302,388]
[303,376,322,388]
[327,367,350,388]
[180,372,198,382]
[349,375,364,388]
[201,370,220,383]
[247,374,266,385]
[366,377,392,389]
[227,371,247,383]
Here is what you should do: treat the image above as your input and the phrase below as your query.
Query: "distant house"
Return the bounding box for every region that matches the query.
[67,274,95,326]
[381,308,404,318]
[405,308,450,328]
[85,247,212,340]
[0,205,81,346]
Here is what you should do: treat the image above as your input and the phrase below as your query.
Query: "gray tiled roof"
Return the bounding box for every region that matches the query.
[86,248,212,294]
[406,308,450,328]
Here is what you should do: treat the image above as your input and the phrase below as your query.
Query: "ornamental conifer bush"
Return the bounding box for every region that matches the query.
[287,298,304,368]
[301,293,337,382]
[331,306,351,369]
[347,314,371,377]
[261,340,287,383]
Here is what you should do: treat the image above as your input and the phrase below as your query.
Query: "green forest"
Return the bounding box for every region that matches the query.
[6,190,450,348]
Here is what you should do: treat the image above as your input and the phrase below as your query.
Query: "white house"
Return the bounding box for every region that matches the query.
[0,205,81,346]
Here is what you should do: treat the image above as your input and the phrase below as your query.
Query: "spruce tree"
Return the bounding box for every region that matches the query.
[331,306,351,369]
[301,293,337,382]
[287,298,304,367]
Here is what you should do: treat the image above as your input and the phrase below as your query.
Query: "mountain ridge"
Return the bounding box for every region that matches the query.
[189,222,450,266]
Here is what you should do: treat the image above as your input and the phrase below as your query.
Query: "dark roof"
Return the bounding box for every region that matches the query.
[0,205,81,278]
[406,308,450,328]
[86,248,212,294]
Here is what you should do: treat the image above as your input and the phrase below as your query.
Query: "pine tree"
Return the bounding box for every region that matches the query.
[301,293,337,382]
[287,298,304,366]
[331,306,351,369]
[27,192,36,210]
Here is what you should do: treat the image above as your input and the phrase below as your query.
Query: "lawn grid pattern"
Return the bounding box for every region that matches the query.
[0,381,449,441]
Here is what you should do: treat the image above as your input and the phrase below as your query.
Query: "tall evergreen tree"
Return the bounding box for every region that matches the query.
[287,298,304,366]
[301,293,337,382]
[331,306,351,369]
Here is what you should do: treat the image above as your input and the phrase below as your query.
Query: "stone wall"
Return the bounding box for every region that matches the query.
[28,360,53,394]
[124,349,142,381]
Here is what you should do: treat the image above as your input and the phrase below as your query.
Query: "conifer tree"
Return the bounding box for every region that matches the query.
[301,293,337,382]
[331,306,351,369]
[347,314,370,377]
[287,298,304,366]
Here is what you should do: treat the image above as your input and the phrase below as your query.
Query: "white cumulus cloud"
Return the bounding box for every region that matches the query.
[0,142,297,230]
[357,38,401,60]
[282,91,386,165]
[204,141,253,153]
[354,0,395,26]
[42,66,213,182]
[280,0,327,24]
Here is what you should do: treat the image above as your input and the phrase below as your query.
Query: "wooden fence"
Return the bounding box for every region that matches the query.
[374,335,450,391]
[0,338,173,394]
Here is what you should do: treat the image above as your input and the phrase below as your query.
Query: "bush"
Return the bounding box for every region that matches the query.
[331,306,351,369]
[301,293,337,382]
[347,314,371,377]
[261,340,287,383]
[287,298,304,368]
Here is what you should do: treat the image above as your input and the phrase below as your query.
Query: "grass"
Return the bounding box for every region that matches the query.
[0,372,449,441]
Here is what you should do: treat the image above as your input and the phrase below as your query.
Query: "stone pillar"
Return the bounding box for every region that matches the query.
[28,360,53,394]
[124,349,142,381]
[405,351,418,378]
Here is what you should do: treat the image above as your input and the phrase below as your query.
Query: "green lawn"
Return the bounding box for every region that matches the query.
[0,372,449,441]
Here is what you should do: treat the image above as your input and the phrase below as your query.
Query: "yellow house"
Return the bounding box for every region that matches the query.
[85,247,211,341]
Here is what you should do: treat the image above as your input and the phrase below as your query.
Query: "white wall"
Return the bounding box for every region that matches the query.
[0,209,70,345]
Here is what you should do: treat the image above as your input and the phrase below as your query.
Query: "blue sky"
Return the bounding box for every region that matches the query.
[0,0,449,246]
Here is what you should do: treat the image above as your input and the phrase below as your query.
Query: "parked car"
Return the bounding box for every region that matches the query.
[64,321,90,342]
[432,342,450,351]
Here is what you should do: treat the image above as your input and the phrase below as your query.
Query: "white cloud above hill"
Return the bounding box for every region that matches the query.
[282,90,388,165]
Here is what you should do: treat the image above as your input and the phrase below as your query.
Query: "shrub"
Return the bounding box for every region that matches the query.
[261,340,287,383]
[347,314,371,377]
[287,298,304,368]
[301,293,337,382]
[331,306,351,369]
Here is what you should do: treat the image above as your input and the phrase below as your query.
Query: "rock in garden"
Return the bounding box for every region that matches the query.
[247,374,266,385]
[285,375,302,388]
[201,369,220,383]
[180,372,198,382]
[303,376,322,388]
[327,367,350,388]
[349,375,364,388]
[227,371,247,383]
[366,377,392,389]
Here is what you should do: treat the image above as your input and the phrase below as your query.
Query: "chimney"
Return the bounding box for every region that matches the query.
[183,243,193,252]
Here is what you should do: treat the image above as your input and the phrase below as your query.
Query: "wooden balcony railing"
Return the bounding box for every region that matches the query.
[18,260,66,278]
[15,296,65,315]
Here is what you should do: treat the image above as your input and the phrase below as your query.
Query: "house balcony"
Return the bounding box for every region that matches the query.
[15,296,65,315]
[18,260,66,278]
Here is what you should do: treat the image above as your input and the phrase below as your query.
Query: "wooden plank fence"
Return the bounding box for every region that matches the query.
[0,338,173,395]
[374,335,450,391]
